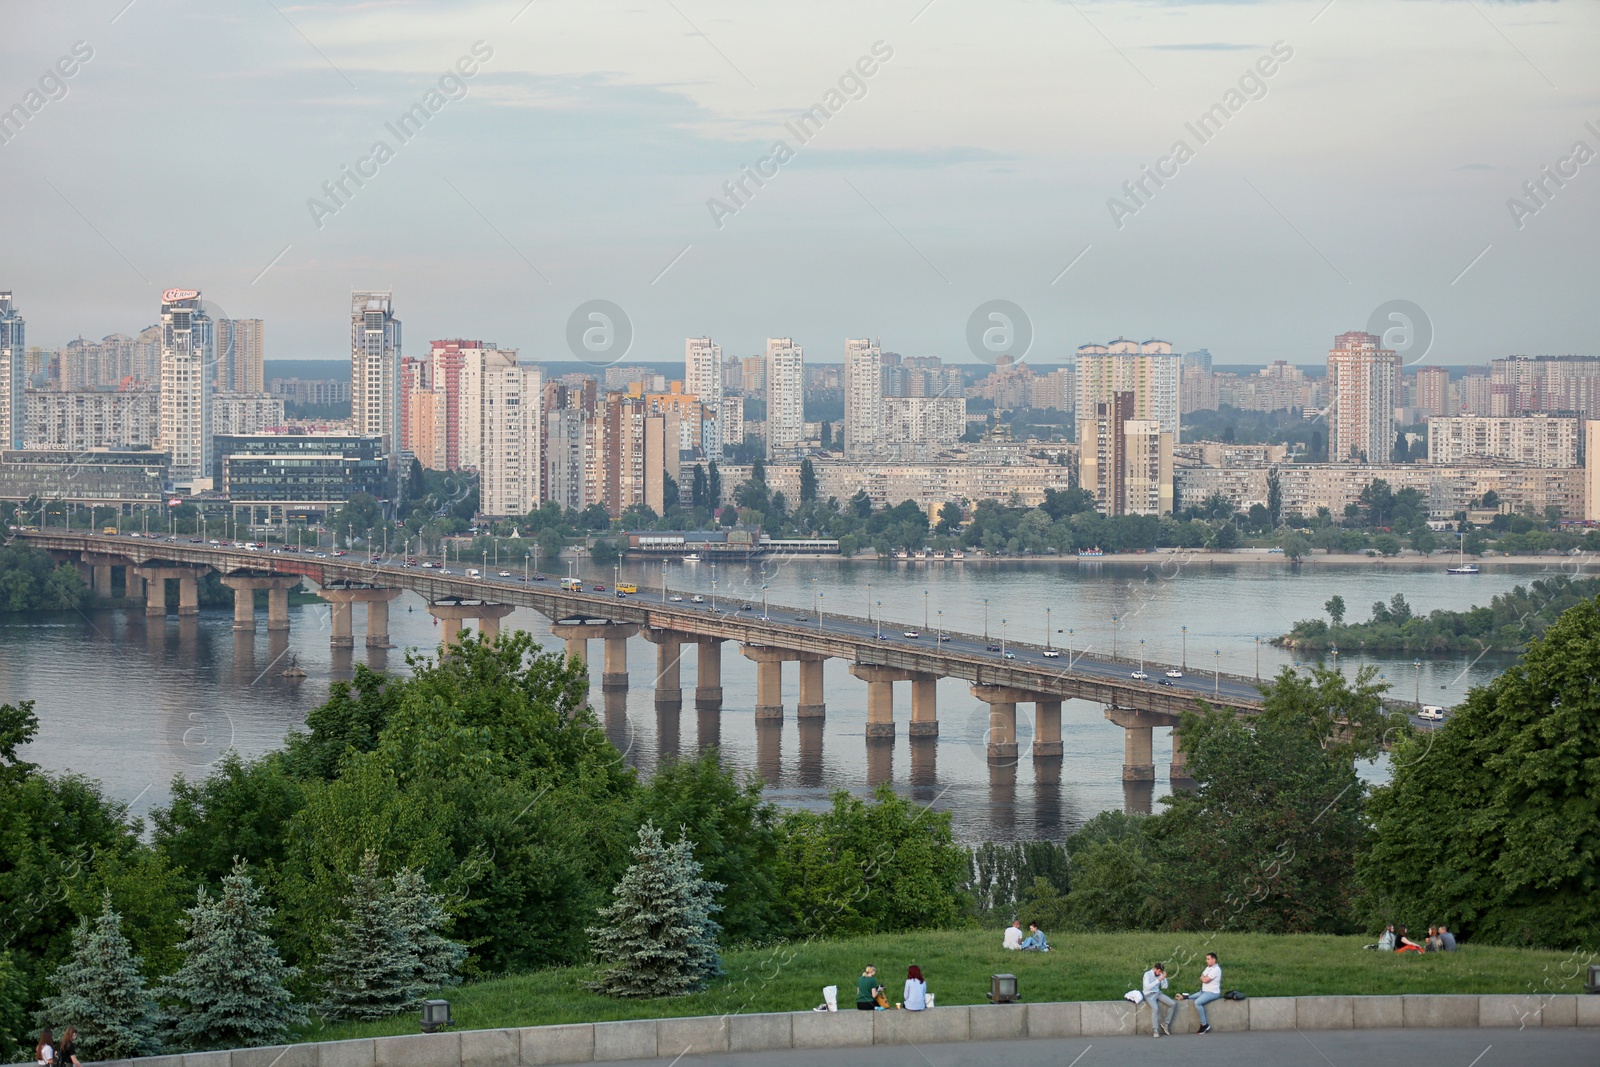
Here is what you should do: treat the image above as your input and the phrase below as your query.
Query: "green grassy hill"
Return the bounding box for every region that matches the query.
[297,929,1585,1043]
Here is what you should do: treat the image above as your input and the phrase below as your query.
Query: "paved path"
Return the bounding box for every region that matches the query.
[594,1027,1595,1067]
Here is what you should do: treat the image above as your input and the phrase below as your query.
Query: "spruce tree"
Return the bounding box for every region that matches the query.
[587,823,724,998]
[389,867,466,993]
[160,860,304,1050]
[40,896,160,1060]
[316,852,418,1021]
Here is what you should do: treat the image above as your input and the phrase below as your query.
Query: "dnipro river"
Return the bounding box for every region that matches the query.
[4,555,1577,843]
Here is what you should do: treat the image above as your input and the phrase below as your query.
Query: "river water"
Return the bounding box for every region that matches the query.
[4,555,1573,843]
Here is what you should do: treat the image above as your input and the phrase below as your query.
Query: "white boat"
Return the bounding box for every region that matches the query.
[683,553,701,563]
[1447,563,1479,575]
[1446,532,1478,574]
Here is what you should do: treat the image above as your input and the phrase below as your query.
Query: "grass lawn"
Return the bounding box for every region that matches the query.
[297,929,1589,1044]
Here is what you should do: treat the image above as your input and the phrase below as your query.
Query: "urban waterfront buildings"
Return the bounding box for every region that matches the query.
[1075,339,1180,437]
[350,291,402,455]
[1326,330,1399,462]
[1489,355,1600,416]
[213,434,388,526]
[0,292,24,451]
[27,390,158,451]
[214,318,264,393]
[156,288,214,491]
[459,348,542,517]
[1427,414,1580,468]
[764,337,804,457]
[843,337,883,457]
[685,337,723,460]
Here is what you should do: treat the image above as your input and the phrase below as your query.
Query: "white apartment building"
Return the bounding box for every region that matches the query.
[722,395,745,445]
[843,337,883,457]
[215,318,265,393]
[56,328,162,390]
[882,396,966,452]
[1075,339,1180,438]
[460,348,541,517]
[26,390,158,451]
[1327,330,1398,463]
[213,392,285,436]
[350,291,402,456]
[0,292,23,450]
[764,337,804,457]
[157,288,214,490]
[685,336,723,460]
[719,459,1079,512]
[1427,414,1580,468]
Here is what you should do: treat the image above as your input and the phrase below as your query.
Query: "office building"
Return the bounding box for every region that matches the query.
[1427,414,1580,468]
[843,337,883,457]
[1075,339,1180,438]
[764,337,804,457]
[215,318,264,393]
[685,336,724,459]
[1082,391,1173,516]
[350,291,402,455]
[459,348,541,517]
[1326,330,1399,463]
[157,288,215,491]
[213,434,388,528]
[0,449,167,505]
[26,390,158,451]
[0,292,23,450]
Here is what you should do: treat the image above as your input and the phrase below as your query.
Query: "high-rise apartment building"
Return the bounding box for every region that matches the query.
[740,354,766,396]
[1490,355,1600,416]
[0,292,23,450]
[27,390,158,451]
[685,336,723,460]
[843,337,883,457]
[350,291,402,456]
[1326,330,1399,463]
[764,338,804,458]
[399,355,430,458]
[56,329,162,390]
[881,396,966,450]
[459,348,541,517]
[1427,414,1580,468]
[430,339,500,470]
[1415,366,1450,418]
[157,288,215,490]
[215,318,264,393]
[1075,339,1180,439]
[1081,391,1173,516]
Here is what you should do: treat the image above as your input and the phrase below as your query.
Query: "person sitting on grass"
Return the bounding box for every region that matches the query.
[1018,921,1050,952]
[1395,925,1425,954]
[856,965,884,1010]
[1439,924,1458,951]
[1374,924,1396,952]
[1003,919,1023,950]
[1425,926,1444,953]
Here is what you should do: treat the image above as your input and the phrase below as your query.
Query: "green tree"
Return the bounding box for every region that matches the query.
[1374,533,1402,556]
[587,824,724,998]
[1281,533,1311,561]
[0,952,27,1062]
[1361,597,1600,947]
[159,860,304,1050]
[708,462,721,507]
[316,852,418,1021]
[40,896,160,1060]
[798,459,817,504]
[389,867,466,993]
[1324,595,1346,626]
[591,539,622,566]
[1266,466,1283,529]
[935,502,964,535]
[152,753,305,886]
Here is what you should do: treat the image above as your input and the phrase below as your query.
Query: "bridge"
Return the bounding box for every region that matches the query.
[23,530,1284,784]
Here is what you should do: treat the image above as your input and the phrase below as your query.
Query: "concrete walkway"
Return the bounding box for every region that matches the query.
[596,1027,1596,1067]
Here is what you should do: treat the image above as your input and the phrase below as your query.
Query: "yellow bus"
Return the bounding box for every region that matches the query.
[616,582,637,594]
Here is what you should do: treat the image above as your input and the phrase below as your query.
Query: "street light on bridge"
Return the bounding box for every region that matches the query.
[875,600,883,639]
[1111,613,1120,659]
[1181,625,1188,670]
[1213,649,1222,696]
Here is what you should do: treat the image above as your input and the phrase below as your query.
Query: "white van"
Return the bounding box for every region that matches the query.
[1419,705,1445,722]
[466,568,481,578]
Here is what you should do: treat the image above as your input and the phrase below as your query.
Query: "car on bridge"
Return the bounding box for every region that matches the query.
[669,594,684,602]
[1166,668,1184,678]
[986,643,1002,652]
[691,594,704,603]
[938,633,952,642]
[498,571,512,577]
[903,631,920,639]
[1042,648,1060,658]
[1419,705,1445,722]
[1003,651,1016,659]
[1131,670,1149,680]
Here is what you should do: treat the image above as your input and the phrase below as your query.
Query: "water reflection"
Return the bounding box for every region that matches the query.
[796,718,825,788]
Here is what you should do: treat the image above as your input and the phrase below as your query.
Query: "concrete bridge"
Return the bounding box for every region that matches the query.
[23,530,1281,784]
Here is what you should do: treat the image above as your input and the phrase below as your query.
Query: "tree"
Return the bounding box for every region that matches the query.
[1281,534,1311,561]
[1325,595,1346,626]
[315,852,418,1021]
[798,459,817,504]
[849,490,873,520]
[159,860,304,1050]
[40,896,160,1060]
[587,823,724,998]
[935,503,963,536]
[537,528,564,563]
[690,465,708,510]
[1361,597,1600,947]
[1266,467,1283,529]
[389,868,466,993]
[1211,522,1240,551]
[708,462,721,507]
[591,539,621,566]
[819,421,832,449]
[1374,533,1402,556]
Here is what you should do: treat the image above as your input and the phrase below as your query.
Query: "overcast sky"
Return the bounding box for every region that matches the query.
[2,0,1595,368]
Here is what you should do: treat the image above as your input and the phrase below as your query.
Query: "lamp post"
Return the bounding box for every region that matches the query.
[762,583,769,619]
[1001,618,1008,658]
[1214,649,1222,696]
[1139,637,1145,675]
[817,592,824,632]
[865,581,873,623]
[1331,643,1340,674]
[662,559,669,602]
[812,579,819,621]
[1255,636,1261,681]
[1181,625,1188,670]
[1112,613,1120,659]
[876,600,883,639]
[923,589,929,631]
[525,552,530,584]
[1045,607,1052,650]
[1413,658,1422,706]
[983,597,990,641]
[1067,628,1075,668]
[710,562,718,612]
[937,609,944,644]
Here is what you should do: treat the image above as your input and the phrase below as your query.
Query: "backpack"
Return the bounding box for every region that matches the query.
[1223,990,1246,1001]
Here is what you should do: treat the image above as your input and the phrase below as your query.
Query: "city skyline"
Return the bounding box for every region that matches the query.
[3,1,1596,364]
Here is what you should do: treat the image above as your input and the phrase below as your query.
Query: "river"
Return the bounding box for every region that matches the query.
[4,555,1573,843]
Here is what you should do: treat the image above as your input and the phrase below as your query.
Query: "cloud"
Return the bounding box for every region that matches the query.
[1455,163,1494,171]
[800,146,1012,169]
[1146,42,1260,51]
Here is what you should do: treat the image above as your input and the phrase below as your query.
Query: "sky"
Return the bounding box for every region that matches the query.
[1,0,1596,369]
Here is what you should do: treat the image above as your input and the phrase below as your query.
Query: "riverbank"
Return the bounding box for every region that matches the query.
[303,928,1583,1042]
[814,549,1588,570]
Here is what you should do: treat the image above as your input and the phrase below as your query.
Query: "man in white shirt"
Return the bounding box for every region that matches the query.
[1002,919,1022,950]
[1141,963,1177,1037]
[1182,952,1223,1034]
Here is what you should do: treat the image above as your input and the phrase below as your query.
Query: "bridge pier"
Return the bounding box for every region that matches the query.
[124,569,144,603]
[221,576,304,633]
[695,639,723,710]
[743,646,793,720]
[1034,699,1063,758]
[267,584,290,630]
[322,588,404,648]
[92,564,113,599]
[602,627,635,689]
[477,604,515,645]
[1171,726,1193,784]
[973,684,1049,763]
[136,566,207,618]
[642,629,683,710]
[851,665,915,738]
[797,654,826,719]
[1104,707,1179,782]
[430,603,476,648]
[909,675,939,737]
[550,623,589,664]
